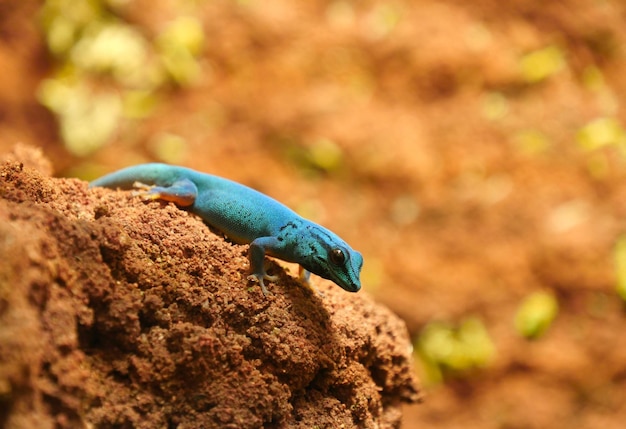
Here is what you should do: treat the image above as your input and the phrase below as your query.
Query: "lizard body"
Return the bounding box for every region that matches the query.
[90,163,363,295]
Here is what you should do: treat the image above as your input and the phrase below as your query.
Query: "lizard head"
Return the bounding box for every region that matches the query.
[322,245,363,292]
[303,227,363,292]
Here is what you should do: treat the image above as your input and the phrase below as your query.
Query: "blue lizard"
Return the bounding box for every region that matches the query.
[90,163,363,296]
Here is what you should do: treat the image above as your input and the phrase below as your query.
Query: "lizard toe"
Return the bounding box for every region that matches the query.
[247,273,272,296]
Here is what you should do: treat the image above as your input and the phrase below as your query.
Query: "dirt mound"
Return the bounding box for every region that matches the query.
[0,146,420,429]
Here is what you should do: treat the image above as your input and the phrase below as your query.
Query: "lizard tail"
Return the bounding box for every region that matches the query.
[89,163,185,189]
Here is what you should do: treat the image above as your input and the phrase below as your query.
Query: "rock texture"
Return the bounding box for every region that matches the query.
[0,146,420,429]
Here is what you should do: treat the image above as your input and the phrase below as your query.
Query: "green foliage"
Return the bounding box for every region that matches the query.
[147,133,189,165]
[38,0,204,156]
[307,138,344,172]
[280,136,345,176]
[415,316,496,385]
[514,291,559,339]
[157,16,205,85]
[613,236,626,302]
[38,78,122,156]
[575,117,626,177]
[520,45,566,83]
[576,117,626,152]
[40,0,105,56]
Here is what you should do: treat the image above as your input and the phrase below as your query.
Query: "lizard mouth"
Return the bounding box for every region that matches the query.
[340,280,361,293]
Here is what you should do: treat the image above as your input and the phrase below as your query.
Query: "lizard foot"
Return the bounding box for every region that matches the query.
[131,180,197,207]
[247,272,279,296]
[298,266,322,296]
[131,181,160,201]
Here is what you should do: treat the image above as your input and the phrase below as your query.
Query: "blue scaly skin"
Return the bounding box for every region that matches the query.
[90,163,363,296]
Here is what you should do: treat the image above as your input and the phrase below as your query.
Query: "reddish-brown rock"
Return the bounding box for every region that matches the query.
[0,146,420,429]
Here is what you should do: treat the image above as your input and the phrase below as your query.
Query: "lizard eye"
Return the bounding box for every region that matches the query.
[329,248,345,266]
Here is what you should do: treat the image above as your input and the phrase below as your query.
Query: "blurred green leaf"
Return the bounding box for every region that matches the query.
[307,138,343,172]
[416,316,496,385]
[576,117,626,151]
[614,236,626,302]
[520,45,565,83]
[40,0,104,55]
[122,90,159,119]
[39,0,209,154]
[582,66,606,91]
[70,21,155,88]
[514,291,559,339]
[148,133,188,164]
[38,79,121,156]
[157,16,205,85]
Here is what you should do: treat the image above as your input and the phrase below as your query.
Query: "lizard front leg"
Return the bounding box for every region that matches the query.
[247,236,281,296]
